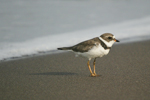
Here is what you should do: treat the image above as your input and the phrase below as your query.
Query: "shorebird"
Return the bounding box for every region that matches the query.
[57,33,119,77]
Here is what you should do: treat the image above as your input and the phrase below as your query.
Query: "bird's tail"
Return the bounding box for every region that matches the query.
[57,46,72,50]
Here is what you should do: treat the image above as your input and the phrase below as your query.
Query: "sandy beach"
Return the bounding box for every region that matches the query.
[0,40,150,100]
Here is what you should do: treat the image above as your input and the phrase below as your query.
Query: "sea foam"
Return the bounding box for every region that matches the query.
[0,16,150,60]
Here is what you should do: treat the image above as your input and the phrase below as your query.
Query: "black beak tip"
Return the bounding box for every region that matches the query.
[116,40,120,42]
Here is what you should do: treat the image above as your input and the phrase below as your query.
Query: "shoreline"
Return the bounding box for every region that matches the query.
[0,39,150,100]
[1,37,150,63]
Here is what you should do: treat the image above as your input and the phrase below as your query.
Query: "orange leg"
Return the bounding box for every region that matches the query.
[87,60,97,77]
[93,58,100,77]
[87,60,93,76]
[93,58,96,75]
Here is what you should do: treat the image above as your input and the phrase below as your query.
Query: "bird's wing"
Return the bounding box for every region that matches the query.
[71,37,100,53]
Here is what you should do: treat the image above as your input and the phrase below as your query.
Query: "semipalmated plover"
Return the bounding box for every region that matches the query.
[58,33,119,77]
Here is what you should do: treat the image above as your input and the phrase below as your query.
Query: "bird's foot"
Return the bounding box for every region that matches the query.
[90,73,100,77]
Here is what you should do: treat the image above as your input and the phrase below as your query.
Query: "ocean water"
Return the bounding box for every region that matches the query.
[0,0,150,61]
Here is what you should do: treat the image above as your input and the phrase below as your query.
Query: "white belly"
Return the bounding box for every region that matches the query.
[75,45,110,60]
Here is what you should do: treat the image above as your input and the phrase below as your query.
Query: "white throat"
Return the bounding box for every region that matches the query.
[99,37,115,47]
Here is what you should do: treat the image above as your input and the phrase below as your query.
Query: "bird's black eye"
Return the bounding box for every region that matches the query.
[108,37,112,39]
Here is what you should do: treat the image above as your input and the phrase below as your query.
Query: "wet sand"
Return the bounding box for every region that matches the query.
[0,40,150,100]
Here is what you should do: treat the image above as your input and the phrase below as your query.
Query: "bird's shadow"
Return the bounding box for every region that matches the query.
[30,72,77,76]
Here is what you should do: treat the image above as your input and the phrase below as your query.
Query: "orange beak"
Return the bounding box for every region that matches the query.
[114,39,120,42]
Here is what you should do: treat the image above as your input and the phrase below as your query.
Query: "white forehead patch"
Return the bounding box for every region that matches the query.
[113,35,115,38]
